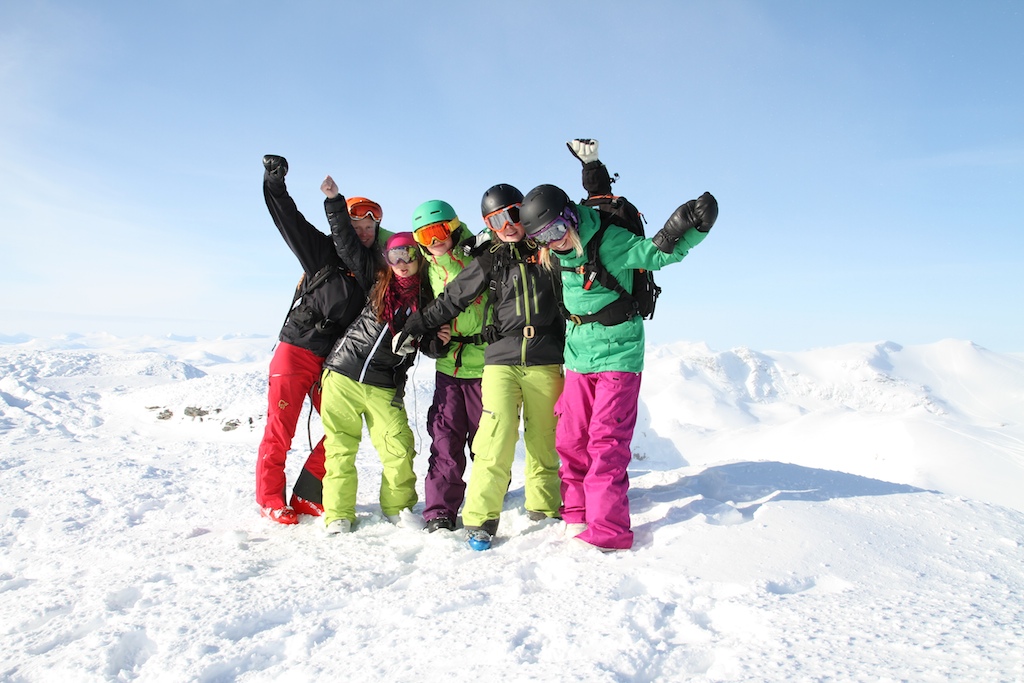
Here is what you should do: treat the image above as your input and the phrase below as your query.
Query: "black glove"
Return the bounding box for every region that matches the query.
[262,154,288,181]
[420,334,449,360]
[402,310,430,339]
[652,192,719,253]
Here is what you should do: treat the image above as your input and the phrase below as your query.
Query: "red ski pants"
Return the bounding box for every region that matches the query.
[255,342,326,508]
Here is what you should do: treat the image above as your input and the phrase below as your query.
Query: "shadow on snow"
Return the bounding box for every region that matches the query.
[629,461,936,540]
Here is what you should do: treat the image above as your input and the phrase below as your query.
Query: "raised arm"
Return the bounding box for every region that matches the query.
[261,154,333,276]
[321,175,378,292]
[568,138,614,198]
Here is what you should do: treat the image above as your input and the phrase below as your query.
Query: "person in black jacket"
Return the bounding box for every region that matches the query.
[257,155,388,525]
[317,175,442,535]
[402,183,565,549]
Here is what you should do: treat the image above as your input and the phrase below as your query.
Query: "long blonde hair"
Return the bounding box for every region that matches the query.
[539,227,583,270]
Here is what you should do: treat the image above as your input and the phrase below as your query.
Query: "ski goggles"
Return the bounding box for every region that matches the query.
[347,198,383,222]
[413,219,456,246]
[386,245,418,265]
[524,207,576,244]
[483,204,520,233]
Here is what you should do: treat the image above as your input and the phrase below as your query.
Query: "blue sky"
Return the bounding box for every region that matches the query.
[1,1,1022,352]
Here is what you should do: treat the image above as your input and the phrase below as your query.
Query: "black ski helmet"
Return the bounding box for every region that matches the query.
[480,183,524,217]
[519,184,574,235]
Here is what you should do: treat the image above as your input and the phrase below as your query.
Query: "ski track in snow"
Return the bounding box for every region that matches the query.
[1,337,1023,682]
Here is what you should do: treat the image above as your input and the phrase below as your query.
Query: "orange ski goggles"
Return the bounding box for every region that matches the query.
[413,219,457,246]
[346,196,382,222]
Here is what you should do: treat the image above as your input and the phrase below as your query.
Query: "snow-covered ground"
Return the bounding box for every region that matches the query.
[1,334,1022,682]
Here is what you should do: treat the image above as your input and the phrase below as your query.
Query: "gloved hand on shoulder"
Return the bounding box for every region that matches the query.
[566,139,599,165]
[652,192,719,253]
[262,154,288,181]
[459,231,492,258]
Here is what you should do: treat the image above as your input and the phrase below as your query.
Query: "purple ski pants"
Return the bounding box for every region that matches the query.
[555,370,642,550]
[423,371,483,522]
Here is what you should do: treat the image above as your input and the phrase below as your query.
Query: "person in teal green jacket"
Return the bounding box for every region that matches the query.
[410,200,488,532]
[520,182,719,550]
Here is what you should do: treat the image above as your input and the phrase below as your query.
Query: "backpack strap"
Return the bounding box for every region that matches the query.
[562,214,640,327]
[449,334,485,345]
[479,242,564,343]
[284,263,357,333]
[478,245,499,342]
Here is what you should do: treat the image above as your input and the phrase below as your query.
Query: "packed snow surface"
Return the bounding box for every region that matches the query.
[1,334,1022,681]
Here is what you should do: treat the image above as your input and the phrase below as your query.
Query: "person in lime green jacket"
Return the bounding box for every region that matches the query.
[400,184,566,551]
[410,200,489,532]
[520,181,719,550]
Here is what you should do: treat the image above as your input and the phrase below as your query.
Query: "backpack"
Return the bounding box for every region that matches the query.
[563,195,662,325]
[284,263,357,334]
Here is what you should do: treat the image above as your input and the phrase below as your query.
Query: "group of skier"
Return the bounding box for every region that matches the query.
[255,140,718,551]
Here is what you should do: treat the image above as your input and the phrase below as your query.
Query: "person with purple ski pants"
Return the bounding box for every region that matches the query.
[409,200,489,533]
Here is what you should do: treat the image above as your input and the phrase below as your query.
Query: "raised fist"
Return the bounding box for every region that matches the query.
[262,154,288,181]
[320,175,339,199]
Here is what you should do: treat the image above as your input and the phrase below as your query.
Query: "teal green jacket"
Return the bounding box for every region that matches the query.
[553,204,707,374]
[421,223,487,379]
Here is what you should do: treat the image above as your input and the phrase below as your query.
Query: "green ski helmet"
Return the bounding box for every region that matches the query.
[411,200,458,231]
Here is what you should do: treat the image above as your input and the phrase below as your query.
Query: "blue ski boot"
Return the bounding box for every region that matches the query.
[467,529,492,551]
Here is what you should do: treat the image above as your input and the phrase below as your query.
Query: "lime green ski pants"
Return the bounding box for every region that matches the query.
[320,369,418,525]
[462,363,564,529]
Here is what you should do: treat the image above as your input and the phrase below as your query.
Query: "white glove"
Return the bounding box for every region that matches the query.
[391,330,416,356]
[460,230,492,257]
[567,138,599,165]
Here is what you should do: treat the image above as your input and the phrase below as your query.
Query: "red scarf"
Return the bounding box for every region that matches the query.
[381,273,421,331]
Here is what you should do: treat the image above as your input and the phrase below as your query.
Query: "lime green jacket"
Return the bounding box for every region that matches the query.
[553,204,707,374]
[421,223,488,379]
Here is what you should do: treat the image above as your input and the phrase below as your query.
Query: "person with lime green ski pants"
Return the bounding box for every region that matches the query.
[401,183,566,540]
[320,372,419,523]
[462,364,563,529]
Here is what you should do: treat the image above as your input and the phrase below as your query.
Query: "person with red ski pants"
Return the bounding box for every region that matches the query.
[257,154,388,525]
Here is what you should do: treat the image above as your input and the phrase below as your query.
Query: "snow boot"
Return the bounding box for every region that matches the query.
[467,529,492,551]
[563,522,587,538]
[289,494,324,517]
[325,519,352,535]
[261,506,299,525]
[426,517,455,533]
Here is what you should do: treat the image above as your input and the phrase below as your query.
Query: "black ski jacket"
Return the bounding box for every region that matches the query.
[263,176,370,358]
[417,239,564,367]
[321,195,435,399]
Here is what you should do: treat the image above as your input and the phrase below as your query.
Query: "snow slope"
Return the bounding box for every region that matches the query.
[1,335,1022,682]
